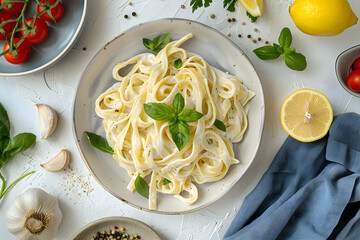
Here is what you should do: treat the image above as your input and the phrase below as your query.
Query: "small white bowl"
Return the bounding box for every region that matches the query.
[335,44,360,98]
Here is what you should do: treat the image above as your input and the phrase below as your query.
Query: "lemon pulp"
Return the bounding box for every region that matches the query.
[280,89,333,142]
[239,0,263,17]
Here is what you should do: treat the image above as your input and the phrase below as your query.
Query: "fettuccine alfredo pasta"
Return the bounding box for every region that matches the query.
[95,33,255,210]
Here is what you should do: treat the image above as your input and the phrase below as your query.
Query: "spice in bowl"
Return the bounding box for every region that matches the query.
[91,226,141,240]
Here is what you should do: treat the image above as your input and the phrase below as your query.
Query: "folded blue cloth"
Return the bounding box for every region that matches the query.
[224,112,360,240]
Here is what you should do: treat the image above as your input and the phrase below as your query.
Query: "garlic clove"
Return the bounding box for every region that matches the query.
[41,149,70,172]
[35,104,58,139]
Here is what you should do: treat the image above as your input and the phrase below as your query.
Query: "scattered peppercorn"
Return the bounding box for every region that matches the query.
[181,4,185,8]
[132,12,136,16]
[247,34,251,38]
[265,41,269,44]
[258,37,261,41]
[210,14,215,19]
[128,2,133,5]
[238,34,242,38]
[114,226,118,230]
[253,28,258,32]
[227,18,232,23]
[232,18,236,22]
[241,21,245,25]
[124,14,129,19]
[82,47,86,51]
[227,33,231,37]
[252,39,257,43]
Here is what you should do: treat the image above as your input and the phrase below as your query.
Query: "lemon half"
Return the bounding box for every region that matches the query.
[239,0,263,17]
[289,0,358,36]
[280,89,333,142]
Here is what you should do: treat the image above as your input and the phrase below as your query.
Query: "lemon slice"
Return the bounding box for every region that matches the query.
[280,89,333,142]
[239,0,263,17]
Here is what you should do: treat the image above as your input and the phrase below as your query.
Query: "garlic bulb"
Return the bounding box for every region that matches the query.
[6,188,62,240]
[41,149,70,172]
[36,104,58,139]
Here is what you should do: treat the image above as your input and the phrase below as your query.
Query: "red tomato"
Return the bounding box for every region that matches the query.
[347,69,360,92]
[20,18,48,45]
[37,0,64,22]
[0,13,16,41]
[353,57,360,70]
[3,38,31,64]
[0,0,24,16]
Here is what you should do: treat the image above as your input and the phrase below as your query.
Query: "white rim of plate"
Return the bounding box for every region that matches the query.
[72,18,265,215]
[0,0,88,77]
[71,216,161,240]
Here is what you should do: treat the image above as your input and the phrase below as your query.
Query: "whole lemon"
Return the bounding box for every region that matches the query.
[289,0,358,36]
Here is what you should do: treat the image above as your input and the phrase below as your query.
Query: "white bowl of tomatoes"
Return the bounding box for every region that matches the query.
[0,0,87,76]
[336,45,360,98]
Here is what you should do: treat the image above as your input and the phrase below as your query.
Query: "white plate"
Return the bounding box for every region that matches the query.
[72,18,265,214]
[72,217,161,240]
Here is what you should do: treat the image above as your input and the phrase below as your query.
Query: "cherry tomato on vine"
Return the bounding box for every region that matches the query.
[37,0,64,22]
[346,69,360,92]
[0,0,25,16]
[0,12,16,41]
[353,57,360,70]
[3,38,31,64]
[20,18,48,45]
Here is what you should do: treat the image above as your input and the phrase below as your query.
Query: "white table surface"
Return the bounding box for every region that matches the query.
[1,0,360,239]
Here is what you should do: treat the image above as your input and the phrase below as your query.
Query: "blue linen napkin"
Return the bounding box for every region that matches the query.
[224,112,360,240]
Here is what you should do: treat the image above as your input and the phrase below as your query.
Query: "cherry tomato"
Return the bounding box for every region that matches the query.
[37,0,64,22]
[20,18,48,45]
[3,38,31,64]
[346,69,360,92]
[0,0,24,16]
[353,57,360,70]
[0,13,16,41]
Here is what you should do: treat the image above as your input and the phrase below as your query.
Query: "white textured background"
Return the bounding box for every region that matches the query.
[1,0,360,239]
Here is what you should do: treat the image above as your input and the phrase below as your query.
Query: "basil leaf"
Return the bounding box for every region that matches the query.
[246,11,257,22]
[277,46,284,54]
[284,47,296,55]
[253,46,281,60]
[0,133,36,168]
[163,178,171,185]
[169,116,177,126]
[144,103,173,121]
[214,119,226,132]
[178,109,203,122]
[172,93,185,113]
[142,38,154,51]
[174,58,182,69]
[0,136,10,156]
[278,27,292,48]
[169,121,190,151]
[0,103,10,138]
[152,33,170,52]
[135,174,149,199]
[85,131,114,154]
[284,52,307,71]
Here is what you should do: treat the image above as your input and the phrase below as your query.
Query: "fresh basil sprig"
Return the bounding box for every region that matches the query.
[174,59,182,69]
[0,103,36,200]
[214,119,226,132]
[135,174,149,199]
[143,33,170,53]
[144,93,203,151]
[85,131,114,154]
[253,27,307,71]
[246,11,257,22]
[163,178,171,185]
